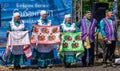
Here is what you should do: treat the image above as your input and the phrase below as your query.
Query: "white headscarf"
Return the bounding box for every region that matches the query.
[39,10,47,20]
[40,10,47,16]
[10,12,24,31]
[12,12,20,22]
[63,14,71,23]
[38,10,51,26]
[61,14,76,31]
[64,14,71,19]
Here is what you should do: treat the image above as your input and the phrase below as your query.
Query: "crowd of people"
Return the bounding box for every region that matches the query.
[5,9,118,69]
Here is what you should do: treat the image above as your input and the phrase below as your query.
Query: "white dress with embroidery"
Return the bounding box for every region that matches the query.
[61,23,76,32]
[9,21,25,55]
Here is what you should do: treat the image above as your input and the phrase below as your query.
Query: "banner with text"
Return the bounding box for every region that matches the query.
[0,0,72,29]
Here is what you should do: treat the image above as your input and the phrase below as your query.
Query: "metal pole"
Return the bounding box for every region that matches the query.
[72,0,76,23]
[81,0,82,19]
[72,0,83,22]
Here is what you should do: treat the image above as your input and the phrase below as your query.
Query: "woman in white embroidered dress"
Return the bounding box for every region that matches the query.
[60,14,80,67]
[6,12,26,69]
[32,10,56,68]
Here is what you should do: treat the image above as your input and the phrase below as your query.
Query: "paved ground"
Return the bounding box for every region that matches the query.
[0,63,120,71]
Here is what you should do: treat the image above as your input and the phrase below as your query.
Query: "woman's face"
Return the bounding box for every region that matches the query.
[14,16,20,22]
[41,14,47,19]
[65,17,71,24]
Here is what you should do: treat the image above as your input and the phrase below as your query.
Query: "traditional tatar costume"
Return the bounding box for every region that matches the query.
[76,11,98,67]
[6,12,27,69]
[100,10,118,67]
[32,10,55,68]
[60,14,80,67]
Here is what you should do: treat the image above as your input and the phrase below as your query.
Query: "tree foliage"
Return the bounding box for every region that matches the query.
[82,0,120,18]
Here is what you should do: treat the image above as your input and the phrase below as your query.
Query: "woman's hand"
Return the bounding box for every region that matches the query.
[7,31,10,34]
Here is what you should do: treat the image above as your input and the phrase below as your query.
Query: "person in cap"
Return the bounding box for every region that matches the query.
[6,12,26,69]
[76,10,98,67]
[60,14,80,67]
[100,9,118,68]
[32,10,55,68]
